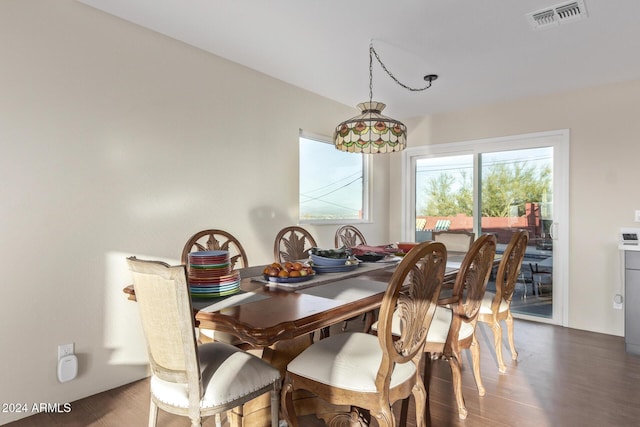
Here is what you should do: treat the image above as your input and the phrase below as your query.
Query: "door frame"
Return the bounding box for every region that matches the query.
[402,129,570,326]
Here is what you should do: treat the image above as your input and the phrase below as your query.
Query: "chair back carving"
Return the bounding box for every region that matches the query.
[274,226,318,263]
[433,230,476,252]
[376,241,447,386]
[493,231,529,306]
[334,225,367,248]
[127,258,200,394]
[449,234,497,330]
[181,229,249,270]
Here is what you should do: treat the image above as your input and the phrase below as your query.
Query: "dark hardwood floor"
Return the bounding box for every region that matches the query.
[6,319,640,427]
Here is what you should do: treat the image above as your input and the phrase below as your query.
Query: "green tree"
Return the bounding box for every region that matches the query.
[424,173,466,216]
[421,161,550,217]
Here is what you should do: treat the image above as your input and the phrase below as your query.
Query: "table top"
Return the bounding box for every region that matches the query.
[192,262,398,347]
[191,255,472,347]
[123,252,484,348]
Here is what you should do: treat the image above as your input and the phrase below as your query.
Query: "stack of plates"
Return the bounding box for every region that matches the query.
[188,250,240,298]
[310,252,359,273]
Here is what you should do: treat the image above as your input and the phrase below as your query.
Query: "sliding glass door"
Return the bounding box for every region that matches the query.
[405,130,569,325]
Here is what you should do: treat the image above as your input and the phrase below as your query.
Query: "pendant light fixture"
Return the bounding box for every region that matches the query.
[334,43,437,154]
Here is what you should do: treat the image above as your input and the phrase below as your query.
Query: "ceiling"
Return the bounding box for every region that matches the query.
[78,0,640,119]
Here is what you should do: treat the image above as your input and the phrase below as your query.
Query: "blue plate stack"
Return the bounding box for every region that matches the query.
[310,251,359,273]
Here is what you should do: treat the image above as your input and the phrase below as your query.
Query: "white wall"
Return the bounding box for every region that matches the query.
[0,1,391,424]
[4,1,638,424]
[390,79,640,336]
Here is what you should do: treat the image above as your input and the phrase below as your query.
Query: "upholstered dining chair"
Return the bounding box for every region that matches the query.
[478,230,529,373]
[334,225,367,248]
[401,234,496,425]
[389,234,497,422]
[281,241,447,427]
[432,230,476,253]
[432,233,496,419]
[181,229,249,270]
[274,226,318,263]
[126,257,281,427]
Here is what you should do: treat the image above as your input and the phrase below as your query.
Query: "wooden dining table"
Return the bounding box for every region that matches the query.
[123,255,468,349]
[123,252,480,427]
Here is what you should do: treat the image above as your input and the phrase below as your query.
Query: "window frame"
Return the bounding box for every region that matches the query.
[298,130,371,225]
[402,129,570,327]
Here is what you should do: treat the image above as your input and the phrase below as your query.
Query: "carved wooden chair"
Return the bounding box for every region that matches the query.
[334,225,367,248]
[334,225,371,332]
[432,230,476,253]
[127,257,280,427]
[430,233,497,419]
[181,229,248,270]
[281,241,447,427]
[273,226,318,263]
[376,234,497,422]
[478,230,529,373]
[181,229,251,344]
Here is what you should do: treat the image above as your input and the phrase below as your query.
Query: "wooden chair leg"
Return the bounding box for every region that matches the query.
[470,333,485,396]
[423,354,432,426]
[448,355,467,419]
[371,406,394,427]
[363,310,377,332]
[320,327,330,339]
[505,311,518,361]
[411,381,427,427]
[280,380,297,427]
[490,320,507,373]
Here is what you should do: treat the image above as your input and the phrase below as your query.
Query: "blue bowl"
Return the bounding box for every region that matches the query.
[310,253,350,266]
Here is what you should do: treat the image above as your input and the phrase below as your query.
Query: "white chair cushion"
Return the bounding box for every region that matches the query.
[479,292,509,315]
[458,320,474,340]
[371,306,453,344]
[426,306,453,344]
[151,342,280,409]
[286,332,415,392]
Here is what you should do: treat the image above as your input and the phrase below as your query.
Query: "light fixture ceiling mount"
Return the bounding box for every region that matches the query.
[334,43,438,154]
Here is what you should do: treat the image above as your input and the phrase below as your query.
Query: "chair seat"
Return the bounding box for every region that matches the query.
[197,328,243,345]
[479,292,509,315]
[151,342,280,409]
[371,305,453,344]
[287,332,416,392]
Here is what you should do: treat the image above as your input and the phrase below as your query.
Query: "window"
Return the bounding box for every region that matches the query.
[299,131,369,223]
[404,130,569,326]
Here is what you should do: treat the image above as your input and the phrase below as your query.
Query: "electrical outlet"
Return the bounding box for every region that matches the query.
[635,210,640,222]
[613,294,624,310]
[58,343,74,360]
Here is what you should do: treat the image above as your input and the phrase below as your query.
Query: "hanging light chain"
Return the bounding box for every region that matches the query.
[369,45,374,103]
[369,43,436,92]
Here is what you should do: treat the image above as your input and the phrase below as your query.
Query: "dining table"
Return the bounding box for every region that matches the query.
[123,251,485,427]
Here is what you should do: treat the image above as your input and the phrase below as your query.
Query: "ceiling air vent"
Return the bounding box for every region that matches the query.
[527,0,588,30]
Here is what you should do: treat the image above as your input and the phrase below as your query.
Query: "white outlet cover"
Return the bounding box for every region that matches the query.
[58,344,74,360]
[635,210,640,222]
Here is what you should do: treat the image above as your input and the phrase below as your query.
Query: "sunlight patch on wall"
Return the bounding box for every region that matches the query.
[102,251,180,365]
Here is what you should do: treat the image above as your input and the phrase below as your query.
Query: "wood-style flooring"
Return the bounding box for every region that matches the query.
[6,319,640,427]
